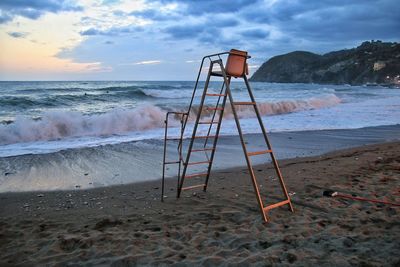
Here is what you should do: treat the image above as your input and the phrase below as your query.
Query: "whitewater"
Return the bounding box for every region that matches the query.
[0,81,400,157]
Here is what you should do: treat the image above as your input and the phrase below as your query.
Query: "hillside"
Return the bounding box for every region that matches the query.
[250,41,400,85]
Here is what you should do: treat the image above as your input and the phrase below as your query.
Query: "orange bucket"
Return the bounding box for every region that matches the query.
[225,49,248,77]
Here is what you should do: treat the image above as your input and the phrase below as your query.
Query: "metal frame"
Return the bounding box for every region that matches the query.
[161,51,294,222]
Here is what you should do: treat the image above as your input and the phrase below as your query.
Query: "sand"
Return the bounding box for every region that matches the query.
[0,141,399,266]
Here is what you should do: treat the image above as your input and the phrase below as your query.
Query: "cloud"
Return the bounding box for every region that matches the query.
[164,24,204,39]
[8,0,396,81]
[0,0,82,24]
[213,17,240,28]
[162,16,239,44]
[130,8,177,21]
[7,31,29,38]
[80,26,143,36]
[101,0,122,5]
[243,0,400,43]
[159,0,258,15]
[240,29,269,39]
[133,60,162,65]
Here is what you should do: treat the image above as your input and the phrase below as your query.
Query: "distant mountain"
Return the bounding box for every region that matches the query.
[250,41,400,85]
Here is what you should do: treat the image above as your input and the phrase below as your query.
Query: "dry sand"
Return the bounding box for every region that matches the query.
[0,141,399,266]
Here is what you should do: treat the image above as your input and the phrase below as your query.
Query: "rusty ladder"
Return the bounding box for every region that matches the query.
[161,49,294,222]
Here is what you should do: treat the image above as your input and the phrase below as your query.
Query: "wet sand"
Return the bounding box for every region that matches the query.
[1,141,399,266]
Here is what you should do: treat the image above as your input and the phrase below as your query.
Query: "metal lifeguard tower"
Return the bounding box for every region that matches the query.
[161,49,294,222]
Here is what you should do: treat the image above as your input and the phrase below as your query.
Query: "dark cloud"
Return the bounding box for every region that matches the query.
[239,0,399,42]
[0,12,12,23]
[80,28,101,36]
[213,17,239,28]
[269,0,400,42]
[164,24,204,39]
[240,29,269,39]
[0,0,82,24]
[159,0,259,15]
[80,26,143,36]
[163,15,239,38]
[7,31,29,38]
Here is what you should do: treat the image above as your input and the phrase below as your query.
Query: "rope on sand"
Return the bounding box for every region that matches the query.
[323,190,400,207]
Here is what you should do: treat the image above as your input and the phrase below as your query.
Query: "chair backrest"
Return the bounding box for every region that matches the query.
[225,49,248,78]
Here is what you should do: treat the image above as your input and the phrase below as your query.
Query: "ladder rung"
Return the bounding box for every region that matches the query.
[181,184,206,191]
[263,200,290,212]
[193,135,216,139]
[186,160,211,166]
[210,71,224,77]
[191,148,215,152]
[247,150,272,156]
[164,161,180,165]
[206,93,226,97]
[198,121,218,124]
[184,173,208,179]
[233,102,256,105]
[205,107,224,111]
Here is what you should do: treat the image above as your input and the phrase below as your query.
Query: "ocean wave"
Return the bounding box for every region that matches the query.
[189,94,341,119]
[0,90,152,109]
[0,96,58,109]
[0,105,167,145]
[0,94,341,145]
[141,89,193,99]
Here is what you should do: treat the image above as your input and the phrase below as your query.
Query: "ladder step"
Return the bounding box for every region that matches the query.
[184,173,208,179]
[210,71,224,77]
[186,160,211,166]
[263,200,290,212]
[193,135,216,139]
[233,102,256,105]
[198,121,218,124]
[181,184,206,191]
[205,107,224,111]
[164,161,180,165]
[247,150,272,156]
[191,148,215,152]
[206,93,226,97]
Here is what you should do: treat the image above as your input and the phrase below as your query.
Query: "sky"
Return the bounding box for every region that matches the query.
[0,0,399,81]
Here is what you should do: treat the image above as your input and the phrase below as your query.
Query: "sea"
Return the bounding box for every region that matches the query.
[1,81,400,158]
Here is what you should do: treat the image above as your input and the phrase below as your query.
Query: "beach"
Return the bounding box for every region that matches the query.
[0,81,400,266]
[1,140,399,266]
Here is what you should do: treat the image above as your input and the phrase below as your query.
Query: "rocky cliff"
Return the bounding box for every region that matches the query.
[250,41,400,85]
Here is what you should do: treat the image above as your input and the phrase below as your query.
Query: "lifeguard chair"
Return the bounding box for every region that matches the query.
[161,49,294,222]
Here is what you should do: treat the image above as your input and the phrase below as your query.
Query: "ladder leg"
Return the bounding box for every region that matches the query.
[204,71,230,192]
[176,114,185,194]
[243,76,294,212]
[161,114,168,202]
[222,72,268,222]
[178,61,215,198]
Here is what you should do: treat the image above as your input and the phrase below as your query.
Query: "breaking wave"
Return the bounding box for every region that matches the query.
[0,94,341,145]
[0,105,166,145]
[189,94,341,118]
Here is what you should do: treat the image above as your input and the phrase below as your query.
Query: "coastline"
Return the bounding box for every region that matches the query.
[1,124,400,193]
[1,141,399,265]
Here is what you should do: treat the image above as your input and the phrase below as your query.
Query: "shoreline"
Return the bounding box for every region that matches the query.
[1,124,400,193]
[1,141,399,265]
